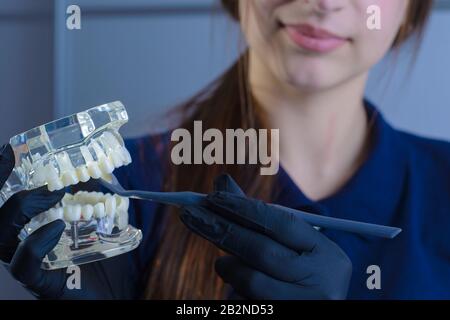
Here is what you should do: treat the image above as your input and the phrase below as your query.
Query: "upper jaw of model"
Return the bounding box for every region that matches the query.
[31,131,132,192]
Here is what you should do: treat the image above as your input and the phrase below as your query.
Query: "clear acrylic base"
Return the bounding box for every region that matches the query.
[19,220,142,270]
[41,225,142,270]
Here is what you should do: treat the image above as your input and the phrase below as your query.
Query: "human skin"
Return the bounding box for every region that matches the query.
[239,0,409,200]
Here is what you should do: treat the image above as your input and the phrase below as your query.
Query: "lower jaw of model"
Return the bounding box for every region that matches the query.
[20,132,142,270]
[31,191,130,233]
[21,190,142,270]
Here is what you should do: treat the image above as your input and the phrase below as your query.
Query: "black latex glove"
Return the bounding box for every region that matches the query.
[180,174,353,300]
[0,144,136,299]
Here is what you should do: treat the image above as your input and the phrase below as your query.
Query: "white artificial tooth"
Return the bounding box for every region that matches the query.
[91,140,106,158]
[61,193,74,206]
[73,191,85,203]
[82,204,94,220]
[61,170,79,187]
[56,207,65,219]
[47,179,64,192]
[87,161,102,179]
[48,207,64,221]
[44,163,59,180]
[94,202,106,218]
[100,133,124,168]
[44,164,64,192]
[105,195,116,217]
[72,205,82,221]
[115,211,128,230]
[80,146,94,163]
[63,206,72,221]
[64,193,74,200]
[76,166,90,183]
[115,195,130,212]
[119,147,132,165]
[32,163,46,185]
[98,156,114,175]
[55,152,79,187]
[56,152,71,170]
[103,131,121,148]
[109,151,124,168]
[81,191,91,201]
[86,192,99,204]
[95,192,107,203]
[81,192,92,204]
[64,205,81,222]
[86,192,98,204]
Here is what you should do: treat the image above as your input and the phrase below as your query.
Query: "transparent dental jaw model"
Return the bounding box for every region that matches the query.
[0,101,142,270]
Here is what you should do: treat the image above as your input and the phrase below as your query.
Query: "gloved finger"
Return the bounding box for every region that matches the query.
[0,144,15,189]
[213,174,246,196]
[181,205,313,282]
[215,256,326,300]
[206,191,324,252]
[9,220,66,294]
[0,187,65,263]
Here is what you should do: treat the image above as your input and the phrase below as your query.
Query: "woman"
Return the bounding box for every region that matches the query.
[0,0,446,299]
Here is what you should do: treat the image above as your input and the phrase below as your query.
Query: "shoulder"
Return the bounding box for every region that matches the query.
[391,127,450,212]
[366,100,450,173]
[395,129,450,174]
[392,129,450,253]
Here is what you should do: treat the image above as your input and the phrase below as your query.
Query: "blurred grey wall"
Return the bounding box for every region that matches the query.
[367,6,450,140]
[0,0,54,144]
[0,0,54,299]
[54,0,240,137]
[0,0,449,299]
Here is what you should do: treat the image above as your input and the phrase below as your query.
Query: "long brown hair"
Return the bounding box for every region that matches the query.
[145,0,434,299]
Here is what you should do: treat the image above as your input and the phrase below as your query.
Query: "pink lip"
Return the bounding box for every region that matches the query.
[284,24,348,53]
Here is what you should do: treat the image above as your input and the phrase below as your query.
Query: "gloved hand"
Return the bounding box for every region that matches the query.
[0,144,136,299]
[180,174,353,300]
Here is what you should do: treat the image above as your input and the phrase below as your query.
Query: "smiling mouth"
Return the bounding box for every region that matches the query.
[280,22,350,53]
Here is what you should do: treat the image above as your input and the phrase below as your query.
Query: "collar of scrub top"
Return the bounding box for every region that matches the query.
[274,99,408,233]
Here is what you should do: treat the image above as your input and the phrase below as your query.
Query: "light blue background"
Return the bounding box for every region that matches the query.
[0,0,449,299]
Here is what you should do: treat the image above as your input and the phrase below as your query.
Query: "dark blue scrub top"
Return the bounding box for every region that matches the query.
[115,101,450,299]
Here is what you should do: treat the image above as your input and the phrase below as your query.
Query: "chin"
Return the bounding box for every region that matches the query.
[284,70,339,92]
[281,58,350,92]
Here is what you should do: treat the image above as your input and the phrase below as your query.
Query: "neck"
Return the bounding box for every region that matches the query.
[249,52,370,200]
